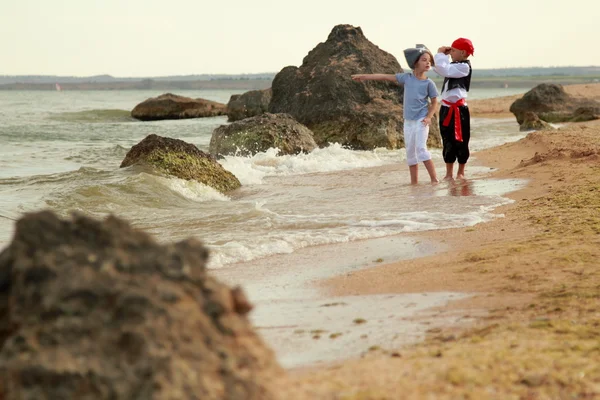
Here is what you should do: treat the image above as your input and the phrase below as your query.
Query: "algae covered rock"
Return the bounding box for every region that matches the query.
[0,211,285,400]
[209,113,317,157]
[120,134,240,193]
[520,111,555,132]
[131,93,227,121]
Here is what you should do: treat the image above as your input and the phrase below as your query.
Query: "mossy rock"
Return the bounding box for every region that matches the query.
[537,111,574,124]
[209,113,317,157]
[569,106,599,122]
[121,134,240,193]
[520,112,555,132]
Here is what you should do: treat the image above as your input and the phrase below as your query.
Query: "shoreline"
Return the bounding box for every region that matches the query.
[468,82,600,119]
[213,169,528,369]
[283,91,600,397]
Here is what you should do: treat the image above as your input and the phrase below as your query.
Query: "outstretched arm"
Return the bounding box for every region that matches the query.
[351,74,397,83]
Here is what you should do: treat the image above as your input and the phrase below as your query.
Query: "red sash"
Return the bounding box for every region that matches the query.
[442,99,466,142]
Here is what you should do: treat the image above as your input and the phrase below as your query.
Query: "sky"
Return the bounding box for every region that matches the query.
[2,0,598,77]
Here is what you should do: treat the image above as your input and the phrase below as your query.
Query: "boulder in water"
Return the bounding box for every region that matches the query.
[209,113,317,157]
[131,93,227,121]
[120,134,241,193]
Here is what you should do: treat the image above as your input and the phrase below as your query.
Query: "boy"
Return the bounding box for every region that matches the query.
[352,48,439,185]
[433,38,475,180]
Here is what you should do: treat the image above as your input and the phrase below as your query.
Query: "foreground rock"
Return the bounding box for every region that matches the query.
[227,88,272,122]
[131,93,227,121]
[210,113,317,157]
[268,24,441,150]
[121,134,241,193]
[509,83,600,127]
[0,211,285,400]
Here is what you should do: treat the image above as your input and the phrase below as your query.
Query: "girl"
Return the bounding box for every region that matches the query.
[352,49,439,184]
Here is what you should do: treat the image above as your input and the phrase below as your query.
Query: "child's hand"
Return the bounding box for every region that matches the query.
[437,46,451,55]
[422,117,431,126]
[351,74,365,82]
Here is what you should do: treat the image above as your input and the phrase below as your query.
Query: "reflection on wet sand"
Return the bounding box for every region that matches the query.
[449,179,474,196]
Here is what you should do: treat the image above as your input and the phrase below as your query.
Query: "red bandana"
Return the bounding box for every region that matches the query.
[451,38,475,56]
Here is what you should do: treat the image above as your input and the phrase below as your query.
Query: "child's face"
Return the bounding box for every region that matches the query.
[415,53,432,72]
[450,47,466,62]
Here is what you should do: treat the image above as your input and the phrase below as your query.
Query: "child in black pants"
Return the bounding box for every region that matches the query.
[433,38,474,180]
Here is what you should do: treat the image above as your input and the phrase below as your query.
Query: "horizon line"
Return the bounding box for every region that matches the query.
[2,65,600,79]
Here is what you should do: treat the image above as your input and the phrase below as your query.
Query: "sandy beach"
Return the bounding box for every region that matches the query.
[468,82,600,119]
[283,83,600,398]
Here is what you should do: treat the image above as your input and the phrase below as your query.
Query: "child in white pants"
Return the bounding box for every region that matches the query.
[352,49,439,184]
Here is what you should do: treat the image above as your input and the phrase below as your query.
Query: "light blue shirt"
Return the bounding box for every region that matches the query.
[395,73,438,120]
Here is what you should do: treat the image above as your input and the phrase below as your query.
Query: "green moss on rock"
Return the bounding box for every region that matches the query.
[121,134,241,193]
[146,149,241,193]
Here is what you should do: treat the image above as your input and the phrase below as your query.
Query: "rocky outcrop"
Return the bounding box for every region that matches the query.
[520,111,555,131]
[0,211,285,400]
[131,93,227,121]
[120,134,241,193]
[209,113,317,157]
[509,84,600,127]
[227,89,272,122]
[268,24,441,150]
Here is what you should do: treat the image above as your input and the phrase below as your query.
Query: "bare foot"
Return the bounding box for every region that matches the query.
[443,175,454,181]
[431,178,440,185]
[456,174,466,180]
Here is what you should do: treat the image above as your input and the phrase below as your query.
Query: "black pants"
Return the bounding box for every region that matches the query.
[439,105,471,164]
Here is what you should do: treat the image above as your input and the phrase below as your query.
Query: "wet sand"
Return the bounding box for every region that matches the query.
[214,177,526,369]
[281,84,600,398]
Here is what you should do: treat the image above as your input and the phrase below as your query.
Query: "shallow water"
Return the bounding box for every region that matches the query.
[0,90,526,269]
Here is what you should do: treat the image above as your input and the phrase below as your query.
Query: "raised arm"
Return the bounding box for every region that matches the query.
[433,51,470,78]
[351,74,398,83]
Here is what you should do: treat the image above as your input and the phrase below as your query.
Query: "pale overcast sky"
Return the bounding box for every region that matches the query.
[2,0,597,77]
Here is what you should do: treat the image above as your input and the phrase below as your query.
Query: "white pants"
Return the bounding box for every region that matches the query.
[404,119,431,166]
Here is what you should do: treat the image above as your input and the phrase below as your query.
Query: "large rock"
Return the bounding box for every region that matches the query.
[227,89,272,122]
[131,93,227,121]
[268,24,441,150]
[0,211,285,400]
[120,134,241,193]
[509,83,600,126]
[209,113,317,157]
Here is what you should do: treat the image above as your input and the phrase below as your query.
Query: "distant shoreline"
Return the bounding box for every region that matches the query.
[0,79,273,91]
[1,76,598,91]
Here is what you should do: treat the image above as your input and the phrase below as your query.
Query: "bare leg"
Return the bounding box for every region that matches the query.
[457,163,466,180]
[422,160,439,184]
[409,164,418,185]
[443,163,454,181]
